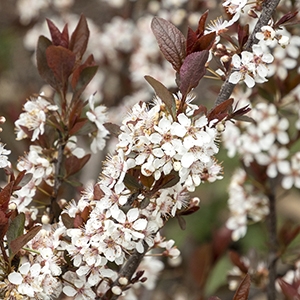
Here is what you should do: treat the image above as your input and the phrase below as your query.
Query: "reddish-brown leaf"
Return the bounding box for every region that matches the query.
[278,278,300,300]
[46,45,76,83]
[74,214,84,228]
[71,54,96,89]
[212,227,232,261]
[278,221,300,248]
[80,206,90,223]
[65,154,91,178]
[176,215,186,230]
[151,17,186,72]
[237,24,249,49]
[69,14,89,64]
[189,243,213,288]
[0,216,9,240]
[145,75,176,120]
[10,225,42,257]
[191,32,216,53]
[0,182,14,210]
[207,98,234,122]
[186,27,198,56]
[140,174,155,189]
[61,213,75,229]
[69,119,88,136]
[94,184,105,200]
[178,206,200,216]
[196,10,209,37]
[104,123,121,138]
[36,36,61,91]
[233,273,251,300]
[192,105,207,119]
[47,19,69,48]
[274,11,298,28]
[179,50,209,96]
[229,250,249,274]
[123,173,143,191]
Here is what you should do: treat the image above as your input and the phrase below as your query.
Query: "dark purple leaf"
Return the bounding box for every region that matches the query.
[10,225,42,257]
[145,75,176,120]
[151,17,186,72]
[233,273,251,300]
[179,50,209,96]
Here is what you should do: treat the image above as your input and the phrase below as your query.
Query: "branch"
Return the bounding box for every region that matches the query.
[98,242,150,300]
[266,180,278,300]
[213,0,281,108]
[50,133,65,222]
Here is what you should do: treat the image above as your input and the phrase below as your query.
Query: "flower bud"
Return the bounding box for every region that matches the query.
[191,197,200,206]
[216,122,225,132]
[9,202,17,210]
[112,286,122,295]
[216,44,226,51]
[221,55,230,63]
[42,215,50,224]
[248,10,258,18]
[118,277,128,286]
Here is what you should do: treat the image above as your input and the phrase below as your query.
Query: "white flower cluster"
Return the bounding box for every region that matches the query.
[15,95,59,142]
[223,100,289,162]
[229,45,274,88]
[222,98,299,190]
[117,95,222,192]
[256,25,290,47]
[50,94,221,297]
[3,228,64,300]
[226,168,269,241]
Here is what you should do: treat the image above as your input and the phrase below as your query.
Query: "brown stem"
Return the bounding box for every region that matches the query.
[50,134,65,222]
[266,181,278,300]
[213,0,281,108]
[98,242,150,300]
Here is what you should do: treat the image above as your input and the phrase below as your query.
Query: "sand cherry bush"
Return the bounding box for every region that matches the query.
[0,0,300,300]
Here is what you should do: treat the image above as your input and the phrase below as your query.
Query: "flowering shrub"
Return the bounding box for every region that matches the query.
[0,1,300,300]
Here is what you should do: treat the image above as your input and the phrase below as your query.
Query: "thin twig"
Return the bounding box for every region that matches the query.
[98,242,149,300]
[213,0,281,108]
[267,180,278,300]
[50,133,65,222]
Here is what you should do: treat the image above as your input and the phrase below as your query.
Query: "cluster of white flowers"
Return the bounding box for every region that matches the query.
[46,93,220,297]
[256,25,290,47]
[222,98,300,191]
[226,168,269,241]
[223,100,288,162]
[15,95,59,142]
[2,227,64,300]
[229,45,274,88]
